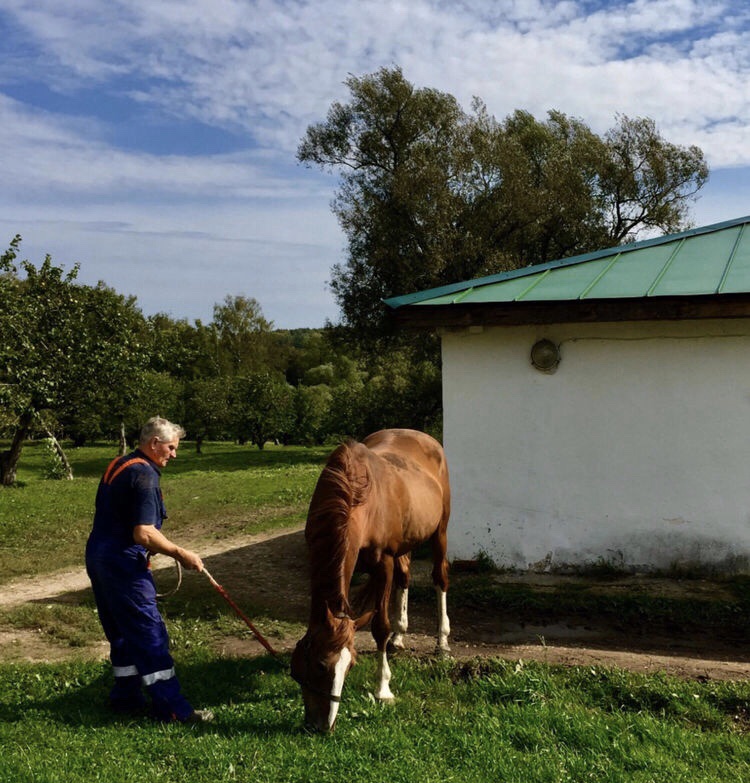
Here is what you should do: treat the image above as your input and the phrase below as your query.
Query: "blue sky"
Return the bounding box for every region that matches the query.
[1,0,749,329]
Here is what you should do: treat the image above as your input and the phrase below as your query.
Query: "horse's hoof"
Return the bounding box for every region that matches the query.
[387,638,405,654]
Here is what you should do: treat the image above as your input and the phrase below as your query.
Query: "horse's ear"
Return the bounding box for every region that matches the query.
[353,610,375,630]
[325,603,350,625]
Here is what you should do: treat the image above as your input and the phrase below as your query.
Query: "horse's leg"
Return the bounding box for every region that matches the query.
[371,554,395,700]
[431,524,451,653]
[390,554,411,650]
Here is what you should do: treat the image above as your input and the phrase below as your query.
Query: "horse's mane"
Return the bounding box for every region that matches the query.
[305,439,370,617]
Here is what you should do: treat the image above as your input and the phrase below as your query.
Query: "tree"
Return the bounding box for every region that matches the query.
[298,66,709,336]
[0,238,149,484]
[299,67,465,336]
[118,371,185,445]
[211,295,279,376]
[292,384,333,445]
[458,105,612,268]
[600,114,708,243]
[146,313,217,382]
[229,373,295,449]
[183,377,231,453]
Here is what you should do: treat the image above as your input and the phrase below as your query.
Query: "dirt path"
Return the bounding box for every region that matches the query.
[3,526,750,682]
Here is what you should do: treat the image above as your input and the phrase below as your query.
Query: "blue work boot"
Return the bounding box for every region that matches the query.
[147,675,196,723]
[109,675,147,714]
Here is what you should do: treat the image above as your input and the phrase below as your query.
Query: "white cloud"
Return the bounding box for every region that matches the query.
[3,1,748,158]
[1,0,749,325]
[5,0,748,160]
[0,93,320,199]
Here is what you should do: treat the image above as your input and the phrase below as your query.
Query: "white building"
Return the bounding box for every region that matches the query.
[386,217,750,573]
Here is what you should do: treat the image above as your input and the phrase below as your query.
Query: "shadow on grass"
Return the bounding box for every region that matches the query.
[7,655,304,736]
[24,527,750,670]
[26,530,310,656]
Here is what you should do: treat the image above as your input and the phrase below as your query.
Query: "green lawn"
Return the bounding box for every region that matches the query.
[1,655,748,783]
[0,440,330,582]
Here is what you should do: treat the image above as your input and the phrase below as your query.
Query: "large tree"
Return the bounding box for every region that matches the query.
[298,66,709,335]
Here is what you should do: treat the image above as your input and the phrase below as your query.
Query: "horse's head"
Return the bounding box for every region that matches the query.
[290,606,372,733]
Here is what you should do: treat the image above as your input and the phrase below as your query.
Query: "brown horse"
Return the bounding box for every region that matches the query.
[290,428,451,733]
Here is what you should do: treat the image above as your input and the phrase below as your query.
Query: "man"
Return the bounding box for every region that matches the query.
[85,416,213,723]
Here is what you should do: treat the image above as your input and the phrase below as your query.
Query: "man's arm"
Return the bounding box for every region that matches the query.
[133,525,204,571]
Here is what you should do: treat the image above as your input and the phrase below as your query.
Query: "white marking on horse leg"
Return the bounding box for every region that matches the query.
[327,646,352,730]
[373,650,394,701]
[435,588,451,652]
[390,587,409,649]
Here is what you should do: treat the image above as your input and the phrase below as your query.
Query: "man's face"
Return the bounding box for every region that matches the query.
[149,437,179,467]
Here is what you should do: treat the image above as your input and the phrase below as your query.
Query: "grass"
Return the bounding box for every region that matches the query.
[0,654,749,783]
[3,440,750,781]
[0,440,330,582]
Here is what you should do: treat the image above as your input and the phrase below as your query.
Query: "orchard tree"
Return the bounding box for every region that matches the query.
[183,377,231,453]
[118,371,185,446]
[298,66,708,335]
[0,238,148,484]
[292,384,333,445]
[229,373,295,449]
[146,313,217,382]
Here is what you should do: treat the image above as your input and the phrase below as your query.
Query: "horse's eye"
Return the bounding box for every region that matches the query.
[315,660,327,673]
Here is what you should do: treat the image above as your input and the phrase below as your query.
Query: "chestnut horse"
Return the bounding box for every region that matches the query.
[290,428,451,733]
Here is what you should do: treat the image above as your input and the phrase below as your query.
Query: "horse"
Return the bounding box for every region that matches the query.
[290,428,451,733]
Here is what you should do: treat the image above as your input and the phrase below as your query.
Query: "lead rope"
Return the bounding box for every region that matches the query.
[202,568,280,658]
[155,559,183,599]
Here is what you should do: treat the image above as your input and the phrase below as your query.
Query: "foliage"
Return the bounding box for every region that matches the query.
[211,295,280,376]
[298,66,708,335]
[229,373,296,449]
[291,384,333,445]
[146,313,217,382]
[182,376,232,450]
[322,341,442,439]
[0,239,151,483]
[118,371,185,443]
[41,438,69,480]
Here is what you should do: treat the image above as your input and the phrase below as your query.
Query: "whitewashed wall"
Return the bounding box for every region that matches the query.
[441,318,750,573]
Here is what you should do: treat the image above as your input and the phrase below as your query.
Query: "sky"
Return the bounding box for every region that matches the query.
[1,0,749,329]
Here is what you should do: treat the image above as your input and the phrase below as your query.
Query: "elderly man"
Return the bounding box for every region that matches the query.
[85,416,212,723]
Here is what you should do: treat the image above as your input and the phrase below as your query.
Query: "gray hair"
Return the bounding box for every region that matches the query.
[139,416,186,445]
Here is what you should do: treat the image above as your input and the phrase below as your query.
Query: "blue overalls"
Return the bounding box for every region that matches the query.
[85,450,194,721]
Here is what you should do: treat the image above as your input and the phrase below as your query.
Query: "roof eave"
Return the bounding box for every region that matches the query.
[387,293,750,329]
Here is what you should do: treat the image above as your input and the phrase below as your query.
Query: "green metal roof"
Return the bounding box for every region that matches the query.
[384,216,750,310]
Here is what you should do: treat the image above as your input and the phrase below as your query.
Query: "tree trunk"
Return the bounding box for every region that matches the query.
[118,421,127,456]
[44,429,74,480]
[0,410,34,487]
